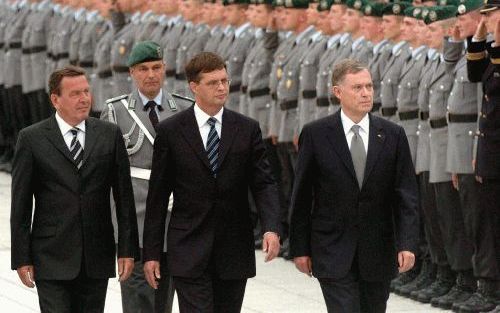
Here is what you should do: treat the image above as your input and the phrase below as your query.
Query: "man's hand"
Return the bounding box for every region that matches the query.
[17,265,35,288]
[262,232,280,262]
[117,258,134,282]
[452,24,461,42]
[495,18,500,46]
[398,251,415,273]
[270,135,278,146]
[474,15,488,41]
[293,256,312,277]
[452,173,459,190]
[293,135,299,152]
[144,261,161,289]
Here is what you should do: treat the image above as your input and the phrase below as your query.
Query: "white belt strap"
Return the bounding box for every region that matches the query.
[120,99,155,145]
[130,166,151,180]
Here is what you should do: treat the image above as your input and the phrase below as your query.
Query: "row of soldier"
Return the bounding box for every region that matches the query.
[1,0,499,312]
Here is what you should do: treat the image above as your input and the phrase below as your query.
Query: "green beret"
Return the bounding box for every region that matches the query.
[223,0,249,5]
[424,5,458,24]
[331,0,347,4]
[282,0,310,8]
[127,41,163,67]
[362,1,385,16]
[403,5,425,18]
[249,0,274,3]
[383,1,412,15]
[454,0,483,14]
[346,0,367,10]
[317,0,333,10]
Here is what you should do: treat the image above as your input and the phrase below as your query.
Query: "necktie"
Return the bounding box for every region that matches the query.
[145,101,159,129]
[350,125,366,189]
[206,117,219,177]
[69,128,84,169]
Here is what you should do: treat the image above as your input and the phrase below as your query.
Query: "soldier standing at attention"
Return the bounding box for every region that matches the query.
[102,41,193,313]
[463,1,500,312]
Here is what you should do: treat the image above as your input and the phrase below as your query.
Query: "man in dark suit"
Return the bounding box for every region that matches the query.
[143,52,282,313]
[10,66,139,313]
[290,59,419,313]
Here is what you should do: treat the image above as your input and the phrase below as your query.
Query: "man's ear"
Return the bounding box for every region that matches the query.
[50,93,59,110]
[332,86,341,101]
[189,81,198,94]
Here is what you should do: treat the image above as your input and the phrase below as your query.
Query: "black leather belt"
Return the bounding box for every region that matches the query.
[381,107,397,117]
[316,97,329,107]
[98,70,112,79]
[47,52,53,59]
[53,52,69,61]
[175,73,186,80]
[112,65,129,73]
[448,113,477,123]
[280,100,298,110]
[21,46,47,54]
[165,69,176,77]
[0,43,4,49]
[241,85,248,94]
[372,102,381,112]
[79,61,94,68]
[430,118,448,129]
[249,87,270,98]
[398,109,419,121]
[420,111,429,120]
[302,90,317,99]
[271,92,277,101]
[229,83,241,93]
[9,42,22,49]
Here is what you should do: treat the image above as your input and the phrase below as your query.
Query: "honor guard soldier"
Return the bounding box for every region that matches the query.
[102,41,193,313]
[429,0,484,310]
[203,0,227,53]
[364,1,391,118]
[462,1,500,312]
[379,1,412,122]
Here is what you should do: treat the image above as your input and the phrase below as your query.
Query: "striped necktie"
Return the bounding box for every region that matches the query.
[69,128,84,169]
[206,117,219,177]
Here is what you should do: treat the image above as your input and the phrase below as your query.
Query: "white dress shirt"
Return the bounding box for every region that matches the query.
[138,89,163,118]
[55,112,86,150]
[193,103,224,149]
[340,110,369,152]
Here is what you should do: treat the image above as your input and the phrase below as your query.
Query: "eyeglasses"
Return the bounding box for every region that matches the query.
[201,79,231,89]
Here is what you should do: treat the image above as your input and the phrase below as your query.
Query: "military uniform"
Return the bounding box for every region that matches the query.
[92,25,114,115]
[160,15,185,91]
[315,34,342,119]
[135,10,158,42]
[68,7,86,66]
[53,6,76,69]
[204,24,225,53]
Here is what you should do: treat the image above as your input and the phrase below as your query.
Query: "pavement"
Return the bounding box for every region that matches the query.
[0,171,445,312]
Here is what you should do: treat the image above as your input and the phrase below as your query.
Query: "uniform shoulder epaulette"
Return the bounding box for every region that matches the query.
[171,93,195,103]
[105,94,128,104]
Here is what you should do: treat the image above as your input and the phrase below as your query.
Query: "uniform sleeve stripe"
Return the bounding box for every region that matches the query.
[466,51,486,61]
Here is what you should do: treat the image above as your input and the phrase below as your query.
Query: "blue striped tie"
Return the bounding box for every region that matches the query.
[69,128,84,169]
[206,117,219,177]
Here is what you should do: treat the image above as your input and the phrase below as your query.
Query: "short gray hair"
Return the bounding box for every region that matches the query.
[331,59,368,87]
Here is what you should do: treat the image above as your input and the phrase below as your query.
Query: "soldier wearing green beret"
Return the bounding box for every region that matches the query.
[203,0,227,53]
[461,1,500,311]
[102,41,193,313]
[344,0,374,65]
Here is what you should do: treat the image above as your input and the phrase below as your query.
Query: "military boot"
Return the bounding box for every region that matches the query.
[398,259,436,297]
[391,257,422,292]
[413,265,455,303]
[431,269,476,309]
[456,279,498,313]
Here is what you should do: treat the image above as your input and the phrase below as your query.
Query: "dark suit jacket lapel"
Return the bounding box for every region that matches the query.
[217,109,239,169]
[81,118,102,167]
[179,106,211,171]
[363,115,386,187]
[44,115,75,165]
[326,112,357,182]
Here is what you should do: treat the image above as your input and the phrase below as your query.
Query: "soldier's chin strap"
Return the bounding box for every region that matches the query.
[120,96,155,145]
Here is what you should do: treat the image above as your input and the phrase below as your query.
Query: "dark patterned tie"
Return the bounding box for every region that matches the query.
[145,100,159,129]
[69,128,84,169]
[350,125,366,189]
[206,117,219,177]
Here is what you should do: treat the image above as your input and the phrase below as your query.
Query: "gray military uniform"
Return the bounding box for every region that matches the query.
[315,34,342,119]
[53,6,76,69]
[204,24,225,53]
[368,39,392,117]
[160,16,185,91]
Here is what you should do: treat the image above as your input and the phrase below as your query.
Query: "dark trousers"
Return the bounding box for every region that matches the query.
[7,86,29,143]
[25,89,52,125]
[36,266,108,313]
[419,171,447,265]
[433,181,474,271]
[476,178,500,280]
[415,174,429,260]
[173,273,247,313]
[318,254,391,313]
[121,251,174,313]
[276,141,298,237]
[0,86,7,147]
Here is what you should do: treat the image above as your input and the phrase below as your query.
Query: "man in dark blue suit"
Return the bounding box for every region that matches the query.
[290,59,419,313]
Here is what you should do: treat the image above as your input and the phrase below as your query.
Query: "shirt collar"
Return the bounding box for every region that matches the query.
[352,36,365,50]
[412,45,426,59]
[340,33,351,45]
[340,109,369,136]
[295,25,315,44]
[392,40,407,55]
[327,34,342,49]
[193,103,224,128]
[139,89,163,107]
[234,22,251,38]
[55,112,86,135]
[373,39,389,55]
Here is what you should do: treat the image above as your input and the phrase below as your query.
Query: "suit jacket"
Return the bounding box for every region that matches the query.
[143,106,281,279]
[10,116,139,280]
[289,111,419,282]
